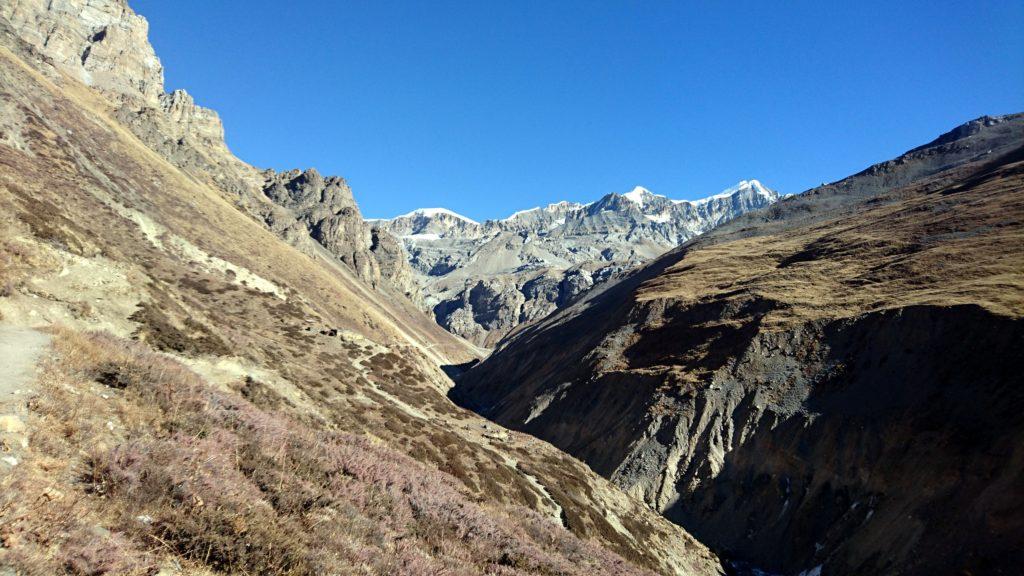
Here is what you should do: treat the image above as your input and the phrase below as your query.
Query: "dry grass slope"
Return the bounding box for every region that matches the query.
[639,154,1024,324]
[0,10,719,576]
[1,328,655,575]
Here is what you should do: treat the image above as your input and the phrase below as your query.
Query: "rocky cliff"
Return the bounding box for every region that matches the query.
[376,180,778,346]
[453,114,1024,575]
[260,168,421,302]
[1,0,164,103]
[0,0,419,303]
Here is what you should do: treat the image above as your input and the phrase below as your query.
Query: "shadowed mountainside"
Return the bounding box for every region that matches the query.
[454,114,1024,575]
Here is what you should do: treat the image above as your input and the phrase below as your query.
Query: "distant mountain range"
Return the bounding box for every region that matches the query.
[372,180,779,346]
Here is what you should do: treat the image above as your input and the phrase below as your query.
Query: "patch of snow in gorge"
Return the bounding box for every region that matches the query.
[403,233,441,241]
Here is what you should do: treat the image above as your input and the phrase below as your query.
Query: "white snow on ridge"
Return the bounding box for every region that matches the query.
[396,207,479,224]
[546,200,580,210]
[736,179,775,200]
[622,186,652,207]
[644,213,672,223]
[712,180,756,199]
[503,207,541,221]
[704,180,765,201]
[384,180,773,225]
[749,180,777,199]
[673,179,775,205]
[501,201,584,222]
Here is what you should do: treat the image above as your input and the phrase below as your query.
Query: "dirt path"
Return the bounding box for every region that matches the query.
[0,326,51,468]
[0,327,50,393]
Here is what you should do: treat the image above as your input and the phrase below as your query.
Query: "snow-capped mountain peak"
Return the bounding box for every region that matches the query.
[397,207,479,224]
[706,179,770,200]
[502,207,541,221]
[382,180,776,229]
[382,207,484,239]
[622,186,653,206]
[673,179,779,206]
[746,179,776,200]
[373,179,779,345]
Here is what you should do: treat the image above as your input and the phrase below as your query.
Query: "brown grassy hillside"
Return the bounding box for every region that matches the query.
[0,8,719,576]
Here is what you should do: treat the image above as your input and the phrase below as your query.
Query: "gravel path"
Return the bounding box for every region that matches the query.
[0,326,51,468]
[0,326,50,393]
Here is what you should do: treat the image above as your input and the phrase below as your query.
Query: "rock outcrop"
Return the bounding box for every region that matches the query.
[261,168,421,301]
[376,181,779,346]
[1,0,164,103]
[453,114,1024,575]
[1,0,417,303]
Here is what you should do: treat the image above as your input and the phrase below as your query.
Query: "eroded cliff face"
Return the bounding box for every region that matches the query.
[454,115,1024,575]
[1,0,164,103]
[0,0,419,303]
[261,168,421,302]
[649,305,1023,575]
[566,300,1024,575]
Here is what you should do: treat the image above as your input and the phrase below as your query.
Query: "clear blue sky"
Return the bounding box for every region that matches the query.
[133,0,1023,220]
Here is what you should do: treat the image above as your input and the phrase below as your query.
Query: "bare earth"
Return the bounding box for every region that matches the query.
[0,326,50,467]
[0,326,49,397]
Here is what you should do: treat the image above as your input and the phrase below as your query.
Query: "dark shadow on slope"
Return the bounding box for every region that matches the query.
[440,359,479,381]
[665,304,1024,576]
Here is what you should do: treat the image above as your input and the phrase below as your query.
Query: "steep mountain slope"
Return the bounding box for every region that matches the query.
[0,3,721,574]
[376,181,778,346]
[1,0,420,304]
[454,114,1024,575]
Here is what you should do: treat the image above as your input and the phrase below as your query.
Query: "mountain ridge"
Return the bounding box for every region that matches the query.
[375,179,779,346]
[452,112,1024,575]
[377,179,775,232]
[2,0,430,310]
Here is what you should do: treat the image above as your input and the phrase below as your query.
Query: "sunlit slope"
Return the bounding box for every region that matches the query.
[0,15,719,576]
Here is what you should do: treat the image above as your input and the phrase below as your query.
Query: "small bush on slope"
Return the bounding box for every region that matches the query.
[0,329,652,576]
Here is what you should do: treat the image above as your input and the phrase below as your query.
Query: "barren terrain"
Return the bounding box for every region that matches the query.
[0,4,719,574]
